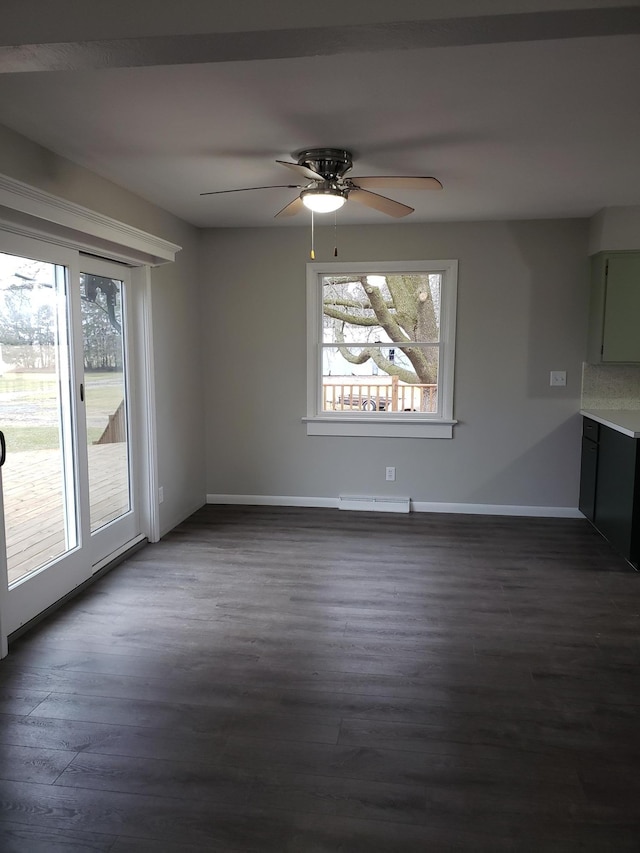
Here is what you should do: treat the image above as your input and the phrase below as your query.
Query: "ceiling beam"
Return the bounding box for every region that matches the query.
[1,6,639,73]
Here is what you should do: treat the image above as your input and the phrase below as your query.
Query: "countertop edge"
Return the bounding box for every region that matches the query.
[580,409,640,438]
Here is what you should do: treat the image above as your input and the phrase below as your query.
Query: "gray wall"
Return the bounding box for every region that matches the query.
[0,119,592,516]
[201,219,589,510]
[0,124,205,534]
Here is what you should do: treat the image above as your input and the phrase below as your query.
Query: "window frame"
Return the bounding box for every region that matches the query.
[304,260,458,438]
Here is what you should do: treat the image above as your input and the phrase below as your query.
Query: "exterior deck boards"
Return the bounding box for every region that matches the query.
[3,444,128,584]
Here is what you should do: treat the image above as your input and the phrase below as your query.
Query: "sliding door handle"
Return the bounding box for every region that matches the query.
[0,430,5,467]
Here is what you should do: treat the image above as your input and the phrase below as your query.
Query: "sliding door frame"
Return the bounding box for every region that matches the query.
[0,174,179,657]
[0,233,89,633]
[0,481,6,659]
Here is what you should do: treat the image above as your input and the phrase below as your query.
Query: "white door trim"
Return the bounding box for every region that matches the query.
[131,266,160,544]
[0,173,181,267]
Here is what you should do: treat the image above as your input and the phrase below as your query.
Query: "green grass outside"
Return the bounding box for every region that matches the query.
[2,425,105,453]
[1,372,122,452]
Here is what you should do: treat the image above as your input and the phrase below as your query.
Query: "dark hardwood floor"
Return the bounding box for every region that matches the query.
[1,505,639,851]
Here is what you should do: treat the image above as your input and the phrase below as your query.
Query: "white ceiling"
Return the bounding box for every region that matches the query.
[0,2,639,228]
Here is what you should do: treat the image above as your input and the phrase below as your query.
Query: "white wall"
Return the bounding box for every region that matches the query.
[0,123,206,534]
[201,218,589,511]
[589,206,640,253]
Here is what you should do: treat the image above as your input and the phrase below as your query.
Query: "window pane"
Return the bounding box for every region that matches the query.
[322,345,439,413]
[0,252,78,584]
[322,273,441,344]
[80,273,130,532]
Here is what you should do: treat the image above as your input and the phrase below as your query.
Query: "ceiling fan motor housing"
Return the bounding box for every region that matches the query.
[295,148,353,181]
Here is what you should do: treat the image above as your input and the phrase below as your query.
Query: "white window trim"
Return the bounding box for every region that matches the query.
[304,260,458,438]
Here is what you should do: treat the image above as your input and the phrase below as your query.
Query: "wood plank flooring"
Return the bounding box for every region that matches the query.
[1,504,639,851]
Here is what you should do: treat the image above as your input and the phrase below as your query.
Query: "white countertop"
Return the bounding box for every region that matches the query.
[580,409,640,438]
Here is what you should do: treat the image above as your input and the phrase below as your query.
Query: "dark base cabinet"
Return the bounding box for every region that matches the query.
[579,436,598,521]
[580,417,640,568]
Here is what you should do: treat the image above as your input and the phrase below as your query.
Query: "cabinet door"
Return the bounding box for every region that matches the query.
[602,254,640,362]
[595,425,637,559]
[579,436,598,521]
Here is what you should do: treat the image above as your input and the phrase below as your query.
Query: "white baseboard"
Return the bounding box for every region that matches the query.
[206,494,582,519]
[206,494,338,508]
[338,495,411,513]
[410,501,583,518]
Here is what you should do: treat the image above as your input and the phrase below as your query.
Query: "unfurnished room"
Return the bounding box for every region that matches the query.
[0,2,640,850]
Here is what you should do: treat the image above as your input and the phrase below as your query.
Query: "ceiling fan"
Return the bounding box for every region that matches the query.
[200,148,442,218]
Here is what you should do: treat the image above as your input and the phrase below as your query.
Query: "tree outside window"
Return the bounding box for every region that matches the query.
[306,261,458,438]
[322,272,442,413]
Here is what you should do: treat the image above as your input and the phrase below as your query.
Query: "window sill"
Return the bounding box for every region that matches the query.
[302,417,457,438]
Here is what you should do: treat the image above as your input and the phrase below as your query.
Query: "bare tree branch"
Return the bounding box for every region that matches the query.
[334,326,420,384]
[323,307,379,326]
[323,297,372,309]
[322,273,439,385]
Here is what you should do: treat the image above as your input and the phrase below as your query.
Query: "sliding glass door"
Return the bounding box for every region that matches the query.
[0,250,78,587]
[80,259,137,566]
[0,236,138,635]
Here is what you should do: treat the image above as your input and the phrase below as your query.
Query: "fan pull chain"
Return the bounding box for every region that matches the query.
[334,212,338,257]
[310,210,315,260]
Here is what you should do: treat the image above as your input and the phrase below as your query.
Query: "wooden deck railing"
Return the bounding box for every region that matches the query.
[94,399,126,444]
[323,376,437,412]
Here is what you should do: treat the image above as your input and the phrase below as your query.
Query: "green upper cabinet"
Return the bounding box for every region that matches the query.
[587,251,640,363]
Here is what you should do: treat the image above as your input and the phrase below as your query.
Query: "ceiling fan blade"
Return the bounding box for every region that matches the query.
[200,185,301,196]
[274,196,305,218]
[276,160,324,182]
[348,188,414,218]
[351,176,443,191]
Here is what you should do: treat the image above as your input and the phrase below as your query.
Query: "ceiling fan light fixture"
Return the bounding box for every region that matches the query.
[301,188,346,213]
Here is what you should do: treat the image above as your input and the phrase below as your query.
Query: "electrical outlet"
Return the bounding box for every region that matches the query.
[550,370,567,387]
[385,466,396,481]
[158,486,164,504]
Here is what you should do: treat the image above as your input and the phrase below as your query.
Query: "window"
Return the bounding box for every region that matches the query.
[305,261,458,438]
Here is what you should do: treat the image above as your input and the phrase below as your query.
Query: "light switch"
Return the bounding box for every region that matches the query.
[550,370,567,387]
